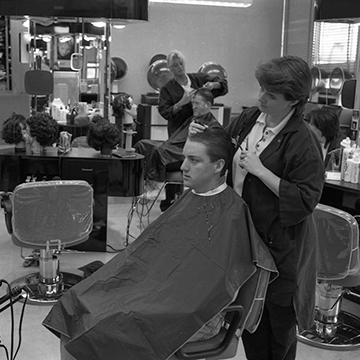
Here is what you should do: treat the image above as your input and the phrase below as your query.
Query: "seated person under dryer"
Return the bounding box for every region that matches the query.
[135,88,223,201]
[307,107,340,168]
[43,126,277,360]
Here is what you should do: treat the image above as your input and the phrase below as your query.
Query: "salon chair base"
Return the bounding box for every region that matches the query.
[10,271,82,305]
[297,311,360,350]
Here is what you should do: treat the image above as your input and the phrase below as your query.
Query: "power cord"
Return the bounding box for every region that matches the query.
[0,279,28,360]
[0,279,14,360]
[12,292,27,360]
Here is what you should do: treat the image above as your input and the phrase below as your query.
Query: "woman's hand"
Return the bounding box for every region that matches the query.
[238,150,265,177]
[188,121,207,136]
[174,90,195,113]
[179,90,195,105]
[203,82,220,90]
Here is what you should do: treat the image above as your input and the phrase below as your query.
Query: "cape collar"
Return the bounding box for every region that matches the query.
[192,182,228,196]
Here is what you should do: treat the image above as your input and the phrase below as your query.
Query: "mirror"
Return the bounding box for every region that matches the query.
[71,53,83,71]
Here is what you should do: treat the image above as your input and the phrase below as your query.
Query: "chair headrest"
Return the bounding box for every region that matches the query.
[24,70,53,95]
[12,180,93,248]
[315,203,360,281]
[341,78,356,109]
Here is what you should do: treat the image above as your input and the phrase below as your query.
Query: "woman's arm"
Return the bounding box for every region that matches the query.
[239,151,280,196]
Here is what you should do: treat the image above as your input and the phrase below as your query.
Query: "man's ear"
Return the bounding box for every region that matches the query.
[214,159,225,174]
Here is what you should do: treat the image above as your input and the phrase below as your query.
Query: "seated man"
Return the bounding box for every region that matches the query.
[43,127,277,360]
[135,87,222,203]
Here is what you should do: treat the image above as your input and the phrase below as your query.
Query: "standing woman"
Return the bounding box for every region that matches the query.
[158,50,228,210]
[190,55,325,360]
[159,50,228,137]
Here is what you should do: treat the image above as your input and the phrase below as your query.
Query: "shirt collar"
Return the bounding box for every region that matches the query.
[192,182,227,196]
[256,109,295,136]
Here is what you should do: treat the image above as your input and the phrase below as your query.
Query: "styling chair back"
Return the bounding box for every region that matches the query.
[341,78,356,110]
[1,180,93,304]
[175,255,273,359]
[298,203,360,349]
[175,303,243,360]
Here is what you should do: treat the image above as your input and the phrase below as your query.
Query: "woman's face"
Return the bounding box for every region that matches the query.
[169,57,185,77]
[257,86,296,118]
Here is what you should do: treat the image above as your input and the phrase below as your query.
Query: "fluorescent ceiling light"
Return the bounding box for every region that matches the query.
[149,0,252,7]
[59,35,73,43]
[113,25,126,29]
[92,22,106,28]
[41,35,52,42]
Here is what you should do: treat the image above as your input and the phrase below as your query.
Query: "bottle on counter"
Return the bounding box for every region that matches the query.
[349,149,360,184]
[340,137,352,181]
[51,98,64,122]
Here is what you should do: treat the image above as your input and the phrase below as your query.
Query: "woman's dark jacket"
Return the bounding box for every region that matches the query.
[158,73,228,136]
[225,107,325,331]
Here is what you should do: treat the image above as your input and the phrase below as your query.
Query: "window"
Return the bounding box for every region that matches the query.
[312,21,360,74]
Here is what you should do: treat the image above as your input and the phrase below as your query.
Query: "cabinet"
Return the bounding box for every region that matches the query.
[0,148,144,251]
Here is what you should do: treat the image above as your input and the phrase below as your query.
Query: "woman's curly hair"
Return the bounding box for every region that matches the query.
[27,112,59,146]
[1,113,27,144]
[87,116,121,151]
[112,93,133,118]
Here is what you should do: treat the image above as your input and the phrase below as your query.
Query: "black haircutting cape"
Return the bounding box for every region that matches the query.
[43,186,277,360]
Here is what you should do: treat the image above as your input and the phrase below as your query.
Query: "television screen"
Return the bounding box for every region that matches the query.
[0,0,148,21]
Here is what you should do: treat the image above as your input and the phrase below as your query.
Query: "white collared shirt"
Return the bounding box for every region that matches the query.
[192,182,227,196]
[232,110,294,197]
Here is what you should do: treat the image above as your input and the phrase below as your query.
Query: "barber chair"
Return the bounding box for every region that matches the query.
[297,204,360,350]
[175,304,243,360]
[0,180,93,305]
[341,78,356,110]
[61,303,243,360]
[24,69,53,113]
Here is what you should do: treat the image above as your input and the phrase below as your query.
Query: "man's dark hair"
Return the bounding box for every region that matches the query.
[193,87,214,105]
[189,126,232,176]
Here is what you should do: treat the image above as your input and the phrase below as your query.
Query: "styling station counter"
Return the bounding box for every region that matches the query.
[0,148,144,251]
[321,179,360,215]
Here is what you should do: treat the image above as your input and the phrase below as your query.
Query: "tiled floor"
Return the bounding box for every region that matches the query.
[0,196,360,360]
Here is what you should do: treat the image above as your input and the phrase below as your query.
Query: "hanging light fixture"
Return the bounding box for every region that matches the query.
[149,0,253,7]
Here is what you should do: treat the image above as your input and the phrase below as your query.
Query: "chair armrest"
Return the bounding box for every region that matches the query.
[175,305,243,360]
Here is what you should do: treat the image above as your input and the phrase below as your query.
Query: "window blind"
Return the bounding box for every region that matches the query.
[312,21,360,74]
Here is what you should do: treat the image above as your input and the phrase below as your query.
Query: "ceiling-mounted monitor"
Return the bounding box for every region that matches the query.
[0,0,148,21]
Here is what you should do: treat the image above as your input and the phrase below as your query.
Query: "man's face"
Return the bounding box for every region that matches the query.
[192,94,211,117]
[181,139,220,193]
